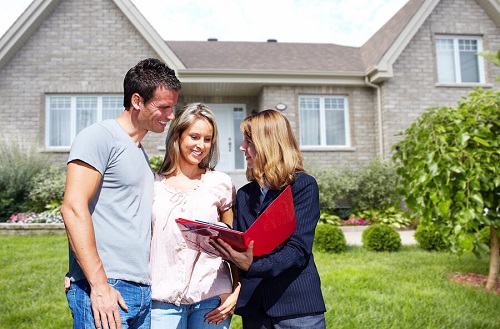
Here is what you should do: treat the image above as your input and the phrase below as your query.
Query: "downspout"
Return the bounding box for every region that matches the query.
[364,77,384,158]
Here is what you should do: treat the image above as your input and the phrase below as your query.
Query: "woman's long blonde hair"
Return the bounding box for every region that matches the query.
[240,109,304,189]
[159,103,219,176]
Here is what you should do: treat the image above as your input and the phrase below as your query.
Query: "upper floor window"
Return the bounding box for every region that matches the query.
[435,36,484,84]
[299,95,350,147]
[45,95,123,149]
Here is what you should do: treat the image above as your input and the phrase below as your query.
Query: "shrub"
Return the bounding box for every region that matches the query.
[353,207,413,228]
[314,224,346,253]
[0,143,48,222]
[319,209,342,226]
[309,167,355,209]
[149,155,164,172]
[26,166,66,213]
[347,158,399,211]
[362,224,401,252]
[414,223,449,251]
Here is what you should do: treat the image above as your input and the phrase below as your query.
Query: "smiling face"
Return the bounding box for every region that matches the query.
[137,85,178,133]
[179,117,214,167]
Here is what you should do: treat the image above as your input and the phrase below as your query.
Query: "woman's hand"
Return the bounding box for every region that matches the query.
[205,282,241,324]
[210,239,254,271]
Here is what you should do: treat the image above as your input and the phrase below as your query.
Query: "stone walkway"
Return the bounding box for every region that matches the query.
[341,226,417,245]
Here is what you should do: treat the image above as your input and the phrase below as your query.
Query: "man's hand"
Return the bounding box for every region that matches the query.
[210,239,254,271]
[90,283,128,329]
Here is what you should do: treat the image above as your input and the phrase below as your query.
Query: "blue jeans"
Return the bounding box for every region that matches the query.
[151,296,231,329]
[242,311,326,329]
[66,279,151,329]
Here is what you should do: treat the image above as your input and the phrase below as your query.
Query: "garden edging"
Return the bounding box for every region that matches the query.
[0,223,65,235]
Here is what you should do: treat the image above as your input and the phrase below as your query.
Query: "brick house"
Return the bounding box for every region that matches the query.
[0,0,499,188]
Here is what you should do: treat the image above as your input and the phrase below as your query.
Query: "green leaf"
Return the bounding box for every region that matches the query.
[472,136,490,147]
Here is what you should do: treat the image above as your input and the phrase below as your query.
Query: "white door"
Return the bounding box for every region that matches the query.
[209,104,240,172]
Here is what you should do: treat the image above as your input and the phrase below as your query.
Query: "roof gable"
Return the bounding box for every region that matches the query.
[0,0,185,71]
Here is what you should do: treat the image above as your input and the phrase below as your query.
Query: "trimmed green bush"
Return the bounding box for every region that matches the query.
[362,224,401,252]
[347,158,399,211]
[414,223,449,251]
[26,165,66,213]
[314,224,346,253]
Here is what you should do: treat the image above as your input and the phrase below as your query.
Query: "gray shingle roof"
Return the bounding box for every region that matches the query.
[166,40,364,72]
[165,0,426,74]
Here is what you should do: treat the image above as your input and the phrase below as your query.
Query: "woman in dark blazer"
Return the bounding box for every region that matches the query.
[212,110,326,328]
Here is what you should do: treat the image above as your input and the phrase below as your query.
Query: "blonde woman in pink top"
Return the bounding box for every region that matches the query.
[150,103,240,328]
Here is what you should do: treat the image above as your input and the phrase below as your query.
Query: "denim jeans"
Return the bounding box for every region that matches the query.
[151,295,231,329]
[66,279,151,329]
[242,311,326,329]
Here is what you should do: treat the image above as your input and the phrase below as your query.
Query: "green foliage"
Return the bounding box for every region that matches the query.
[319,208,342,225]
[0,144,48,222]
[314,224,346,253]
[476,226,500,255]
[26,165,66,213]
[310,158,399,211]
[414,223,449,251]
[478,50,500,81]
[149,155,164,172]
[393,88,500,256]
[310,166,354,209]
[362,224,402,252]
[353,206,413,228]
[346,158,399,211]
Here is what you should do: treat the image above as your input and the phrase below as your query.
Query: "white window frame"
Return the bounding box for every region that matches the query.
[435,35,485,84]
[45,94,123,150]
[298,95,351,148]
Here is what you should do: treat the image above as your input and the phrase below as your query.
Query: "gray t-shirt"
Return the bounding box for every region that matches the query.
[67,119,153,285]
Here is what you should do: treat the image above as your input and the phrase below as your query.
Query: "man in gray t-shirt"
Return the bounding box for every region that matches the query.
[61,58,181,329]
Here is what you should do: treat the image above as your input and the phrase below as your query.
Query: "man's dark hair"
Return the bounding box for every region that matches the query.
[123,58,181,108]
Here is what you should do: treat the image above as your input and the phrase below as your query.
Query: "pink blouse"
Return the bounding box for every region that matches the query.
[150,170,235,305]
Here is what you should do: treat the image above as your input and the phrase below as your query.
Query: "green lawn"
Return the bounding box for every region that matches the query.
[1,235,499,329]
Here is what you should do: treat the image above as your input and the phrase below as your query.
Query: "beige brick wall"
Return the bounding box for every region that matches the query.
[0,0,161,165]
[260,85,379,170]
[381,0,500,157]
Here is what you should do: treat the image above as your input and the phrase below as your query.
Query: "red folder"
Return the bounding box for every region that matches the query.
[175,185,296,257]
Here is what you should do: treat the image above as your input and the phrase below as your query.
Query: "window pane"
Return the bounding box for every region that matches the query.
[103,96,123,120]
[49,96,71,147]
[299,97,320,146]
[436,39,456,83]
[76,97,97,134]
[325,98,346,145]
[459,39,479,82]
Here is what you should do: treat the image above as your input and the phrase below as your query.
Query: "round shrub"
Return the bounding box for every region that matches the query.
[362,224,401,252]
[314,224,346,253]
[414,223,449,251]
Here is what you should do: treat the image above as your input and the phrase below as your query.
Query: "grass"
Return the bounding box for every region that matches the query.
[1,235,499,329]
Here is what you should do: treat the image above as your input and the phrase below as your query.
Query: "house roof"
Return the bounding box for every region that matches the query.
[1,0,499,96]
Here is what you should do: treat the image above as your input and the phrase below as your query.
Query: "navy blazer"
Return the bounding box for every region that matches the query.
[234,172,326,317]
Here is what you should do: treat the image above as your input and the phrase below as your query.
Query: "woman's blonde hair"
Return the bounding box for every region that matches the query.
[240,109,304,189]
[159,103,219,176]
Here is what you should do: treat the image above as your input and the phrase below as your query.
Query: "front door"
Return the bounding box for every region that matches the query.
[208,104,246,172]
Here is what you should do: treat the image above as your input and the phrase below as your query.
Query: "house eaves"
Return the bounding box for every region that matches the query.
[111,0,185,70]
[0,0,185,72]
[364,0,500,84]
[177,69,367,96]
[0,0,63,71]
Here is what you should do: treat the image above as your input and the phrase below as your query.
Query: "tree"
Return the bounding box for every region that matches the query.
[392,87,500,291]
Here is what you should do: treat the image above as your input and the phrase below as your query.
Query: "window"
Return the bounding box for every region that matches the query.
[299,95,350,147]
[436,36,484,83]
[45,95,123,148]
